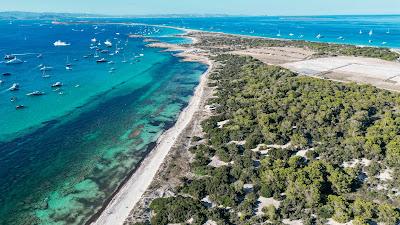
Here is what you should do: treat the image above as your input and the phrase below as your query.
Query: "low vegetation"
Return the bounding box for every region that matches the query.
[192,33,400,61]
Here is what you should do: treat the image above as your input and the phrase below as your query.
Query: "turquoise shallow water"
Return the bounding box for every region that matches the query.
[0,20,207,225]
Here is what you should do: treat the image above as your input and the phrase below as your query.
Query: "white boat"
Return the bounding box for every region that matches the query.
[42,70,50,78]
[40,66,53,71]
[386,29,390,34]
[96,58,108,63]
[359,30,363,34]
[369,29,373,36]
[26,91,45,96]
[8,83,19,91]
[298,34,304,38]
[289,33,294,36]
[382,42,387,45]
[91,38,97,43]
[338,36,344,40]
[53,40,70,47]
[52,82,63,87]
[316,34,323,39]
[276,30,281,37]
[104,40,112,47]
[5,58,23,64]
[369,40,373,43]
[66,66,72,70]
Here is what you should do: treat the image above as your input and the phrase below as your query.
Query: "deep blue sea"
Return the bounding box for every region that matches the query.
[131,15,400,48]
[1,15,400,225]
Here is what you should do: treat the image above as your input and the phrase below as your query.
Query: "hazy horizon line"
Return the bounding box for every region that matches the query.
[1,10,400,18]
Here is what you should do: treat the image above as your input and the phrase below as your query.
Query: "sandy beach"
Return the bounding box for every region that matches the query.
[91,36,213,225]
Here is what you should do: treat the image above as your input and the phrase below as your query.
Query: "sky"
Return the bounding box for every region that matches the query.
[2,0,400,16]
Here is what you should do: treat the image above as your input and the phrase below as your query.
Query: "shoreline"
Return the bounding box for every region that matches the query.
[90,35,213,225]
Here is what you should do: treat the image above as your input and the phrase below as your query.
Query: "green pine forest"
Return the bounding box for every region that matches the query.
[139,52,400,225]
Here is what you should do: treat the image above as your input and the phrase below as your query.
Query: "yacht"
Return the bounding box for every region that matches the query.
[338,36,344,40]
[26,91,45,96]
[104,40,112,47]
[96,58,108,63]
[66,65,72,70]
[53,40,71,46]
[5,58,23,64]
[52,82,63,88]
[289,33,294,36]
[8,83,19,91]
[91,38,97,42]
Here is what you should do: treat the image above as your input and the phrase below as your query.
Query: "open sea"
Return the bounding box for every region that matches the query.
[0,15,400,225]
[133,15,400,49]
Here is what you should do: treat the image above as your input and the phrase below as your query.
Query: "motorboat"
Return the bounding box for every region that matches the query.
[104,40,112,47]
[8,83,19,91]
[51,82,63,88]
[26,91,45,96]
[53,40,71,46]
[316,34,323,39]
[91,38,97,42]
[2,72,11,76]
[369,29,373,36]
[96,58,108,63]
[16,105,25,110]
[4,54,15,60]
[5,58,23,64]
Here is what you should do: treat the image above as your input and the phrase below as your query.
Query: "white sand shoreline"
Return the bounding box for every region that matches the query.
[91,39,212,225]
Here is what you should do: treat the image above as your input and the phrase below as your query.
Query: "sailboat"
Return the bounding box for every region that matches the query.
[42,70,50,78]
[276,30,281,37]
[359,30,363,34]
[386,29,390,34]
[66,57,72,70]
[369,29,373,36]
